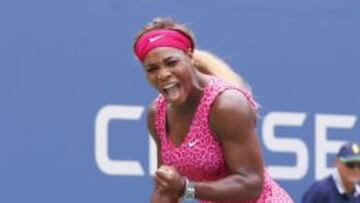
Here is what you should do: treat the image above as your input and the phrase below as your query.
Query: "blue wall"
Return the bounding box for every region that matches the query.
[1,0,359,202]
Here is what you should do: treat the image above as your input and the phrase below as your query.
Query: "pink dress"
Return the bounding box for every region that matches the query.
[155,77,294,203]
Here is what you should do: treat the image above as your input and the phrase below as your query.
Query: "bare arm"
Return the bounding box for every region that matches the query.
[147,102,180,203]
[194,90,264,201]
[147,101,162,169]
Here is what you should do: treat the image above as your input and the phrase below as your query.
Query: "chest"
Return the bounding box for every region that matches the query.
[161,131,228,181]
[166,113,193,147]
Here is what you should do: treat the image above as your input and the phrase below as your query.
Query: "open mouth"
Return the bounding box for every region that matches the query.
[162,83,181,101]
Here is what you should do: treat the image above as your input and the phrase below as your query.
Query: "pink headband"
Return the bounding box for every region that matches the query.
[134,29,194,62]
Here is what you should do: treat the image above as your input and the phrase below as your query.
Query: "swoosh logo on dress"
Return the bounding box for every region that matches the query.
[188,139,199,148]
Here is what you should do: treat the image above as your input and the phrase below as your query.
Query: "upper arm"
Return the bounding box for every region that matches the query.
[301,183,329,203]
[210,89,263,178]
[147,100,163,167]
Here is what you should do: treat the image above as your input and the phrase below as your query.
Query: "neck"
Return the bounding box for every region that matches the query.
[170,73,210,113]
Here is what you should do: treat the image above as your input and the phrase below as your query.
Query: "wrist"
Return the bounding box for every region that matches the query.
[179,176,187,196]
[181,177,196,201]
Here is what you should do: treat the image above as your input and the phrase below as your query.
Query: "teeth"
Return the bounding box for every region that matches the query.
[163,84,177,90]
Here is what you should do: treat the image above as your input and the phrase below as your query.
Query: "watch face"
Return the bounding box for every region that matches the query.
[184,181,195,200]
[185,192,194,200]
[184,187,195,200]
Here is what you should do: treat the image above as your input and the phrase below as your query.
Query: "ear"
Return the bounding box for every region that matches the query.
[334,159,344,169]
[185,49,193,58]
[185,50,195,66]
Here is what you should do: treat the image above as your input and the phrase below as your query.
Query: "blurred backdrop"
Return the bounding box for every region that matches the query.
[1,0,359,202]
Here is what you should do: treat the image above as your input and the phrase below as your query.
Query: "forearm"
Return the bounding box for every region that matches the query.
[194,174,263,201]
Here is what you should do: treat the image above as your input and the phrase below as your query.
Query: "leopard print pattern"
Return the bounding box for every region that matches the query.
[155,77,294,203]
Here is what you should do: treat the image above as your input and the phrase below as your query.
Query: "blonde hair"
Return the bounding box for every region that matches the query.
[192,49,251,92]
[134,17,252,93]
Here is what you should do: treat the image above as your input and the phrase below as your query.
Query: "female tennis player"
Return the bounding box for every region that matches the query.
[133,17,294,203]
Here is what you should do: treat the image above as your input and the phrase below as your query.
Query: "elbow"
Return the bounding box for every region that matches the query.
[234,173,264,200]
[246,174,264,200]
[249,178,263,200]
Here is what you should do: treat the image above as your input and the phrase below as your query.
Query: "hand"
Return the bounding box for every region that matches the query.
[154,165,186,198]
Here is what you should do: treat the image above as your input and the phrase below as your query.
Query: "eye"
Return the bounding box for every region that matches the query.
[165,59,178,67]
[145,65,158,73]
[146,67,156,73]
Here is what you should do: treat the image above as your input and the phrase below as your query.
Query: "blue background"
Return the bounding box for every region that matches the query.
[1,0,359,202]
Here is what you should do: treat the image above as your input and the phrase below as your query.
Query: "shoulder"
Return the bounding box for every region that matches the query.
[210,89,257,133]
[147,99,160,144]
[147,98,157,122]
[212,89,255,113]
[309,177,333,191]
[302,176,333,202]
[147,99,157,120]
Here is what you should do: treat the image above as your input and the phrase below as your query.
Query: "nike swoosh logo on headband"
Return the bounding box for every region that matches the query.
[149,35,164,42]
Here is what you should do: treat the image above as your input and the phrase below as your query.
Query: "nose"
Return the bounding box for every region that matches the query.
[157,68,171,81]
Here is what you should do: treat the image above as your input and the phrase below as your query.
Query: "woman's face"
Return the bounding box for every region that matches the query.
[142,47,194,106]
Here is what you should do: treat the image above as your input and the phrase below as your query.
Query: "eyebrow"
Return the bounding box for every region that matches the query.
[144,62,156,69]
[144,56,177,67]
[163,56,177,63]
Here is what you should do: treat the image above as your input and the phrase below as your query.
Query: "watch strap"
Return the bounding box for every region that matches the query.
[182,177,195,200]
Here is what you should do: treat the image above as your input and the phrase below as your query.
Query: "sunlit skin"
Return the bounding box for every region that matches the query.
[335,159,360,195]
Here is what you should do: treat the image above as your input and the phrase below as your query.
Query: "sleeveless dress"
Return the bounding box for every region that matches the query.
[154,77,294,203]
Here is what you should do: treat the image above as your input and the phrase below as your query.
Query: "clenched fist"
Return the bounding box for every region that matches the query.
[154,165,186,198]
